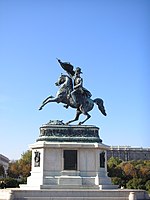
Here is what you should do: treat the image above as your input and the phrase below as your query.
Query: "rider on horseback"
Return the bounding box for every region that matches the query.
[39,59,106,125]
[57,59,91,106]
[70,67,92,107]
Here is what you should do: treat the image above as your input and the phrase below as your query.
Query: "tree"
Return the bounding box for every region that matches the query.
[107,157,125,179]
[18,150,32,177]
[120,162,137,179]
[138,166,150,181]
[107,158,150,192]
[107,157,122,168]
[7,150,32,179]
[7,161,20,178]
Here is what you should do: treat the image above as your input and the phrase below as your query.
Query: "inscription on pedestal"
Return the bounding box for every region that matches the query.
[64,150,77,170]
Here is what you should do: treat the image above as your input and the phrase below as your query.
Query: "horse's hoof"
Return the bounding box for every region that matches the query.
[64,105,69,109]
[66,121,72,125]
[39,106,42,110]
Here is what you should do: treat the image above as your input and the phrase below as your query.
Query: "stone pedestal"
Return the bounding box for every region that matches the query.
[2,121,150,200]
[20,121,117,190]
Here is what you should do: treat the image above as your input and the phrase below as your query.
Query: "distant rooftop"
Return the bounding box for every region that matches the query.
[0,154,9,163]
[107,146,150,161]
[110,146,150,150]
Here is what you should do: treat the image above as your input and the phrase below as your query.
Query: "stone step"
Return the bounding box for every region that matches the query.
[14,190,129,198]
[16,197,129,200]
[1,189,149,200]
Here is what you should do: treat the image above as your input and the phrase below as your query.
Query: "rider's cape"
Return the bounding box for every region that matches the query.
[82,87,92,98]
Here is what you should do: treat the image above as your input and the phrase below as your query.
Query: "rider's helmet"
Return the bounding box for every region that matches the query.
[75,67,82,74]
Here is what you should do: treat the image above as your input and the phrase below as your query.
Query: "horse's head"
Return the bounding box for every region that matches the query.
[55,74,66,86]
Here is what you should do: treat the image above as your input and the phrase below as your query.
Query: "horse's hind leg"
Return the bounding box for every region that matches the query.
[79,112,91,125]
[66,109,81,125]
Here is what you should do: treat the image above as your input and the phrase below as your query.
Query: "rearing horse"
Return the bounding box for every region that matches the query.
[39,74,106,125]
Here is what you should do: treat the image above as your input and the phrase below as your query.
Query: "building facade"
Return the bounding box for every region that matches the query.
[0,154,9,177]
[107,146,150,161]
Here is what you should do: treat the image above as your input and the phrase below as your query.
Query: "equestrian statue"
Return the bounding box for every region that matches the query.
[39,59,107,125]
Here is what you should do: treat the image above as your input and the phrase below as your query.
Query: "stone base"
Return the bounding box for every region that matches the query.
[19,123,119,190]
[0,188,149,200]
[20,141,117,190]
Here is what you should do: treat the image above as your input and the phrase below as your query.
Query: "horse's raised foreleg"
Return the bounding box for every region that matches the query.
[39,96,59,110]
[42,95,54,104]
[66,109,81,125]
[78,112,91,125]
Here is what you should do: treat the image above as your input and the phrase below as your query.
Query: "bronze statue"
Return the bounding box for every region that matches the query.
[39,59,106,125]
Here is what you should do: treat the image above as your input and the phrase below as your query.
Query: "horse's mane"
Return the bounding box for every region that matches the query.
[62,74,73,91]
[67,75,73,91]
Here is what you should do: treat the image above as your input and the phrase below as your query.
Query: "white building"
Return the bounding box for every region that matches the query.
[107,146,150,161]
[0,154,9,177]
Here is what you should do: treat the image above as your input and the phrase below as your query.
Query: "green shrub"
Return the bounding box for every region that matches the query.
[126,178,145,190]
[111,177,126,188]
[0,178,19,188]
[145,180,150,193]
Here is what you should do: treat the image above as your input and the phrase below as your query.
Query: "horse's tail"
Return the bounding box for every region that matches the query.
[94,98,107,116]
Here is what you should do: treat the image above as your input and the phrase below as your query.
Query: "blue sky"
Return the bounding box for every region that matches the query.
[0,0,149,160]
